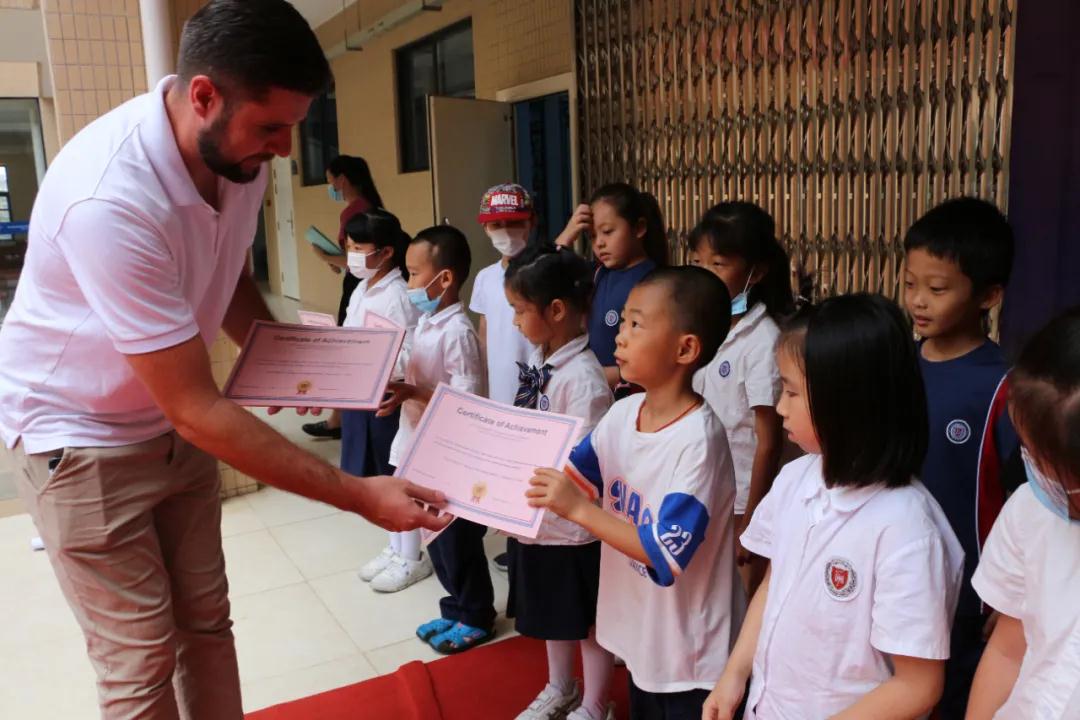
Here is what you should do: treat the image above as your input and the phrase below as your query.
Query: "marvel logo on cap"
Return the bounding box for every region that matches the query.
[477,182,534,223]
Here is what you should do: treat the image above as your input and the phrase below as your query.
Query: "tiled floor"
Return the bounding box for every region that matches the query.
[0,409,513,718]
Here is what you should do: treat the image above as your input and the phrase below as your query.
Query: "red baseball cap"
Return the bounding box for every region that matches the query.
[477,183,534,224]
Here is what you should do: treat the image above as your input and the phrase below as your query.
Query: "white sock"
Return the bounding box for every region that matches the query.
[397,529,421,562]
[546,640,577,694]
[388,532,401,555]
[580,628,614,718]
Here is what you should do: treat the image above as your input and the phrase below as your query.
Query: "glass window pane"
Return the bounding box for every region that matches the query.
[0,196,8,211]
[437,25,475,98]
[0,166,7,194]
[398,44,436,172]
[300,91,339,185]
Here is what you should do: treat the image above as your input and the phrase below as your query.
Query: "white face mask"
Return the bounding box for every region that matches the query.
[487,227,529,257]
[347,250,379,280]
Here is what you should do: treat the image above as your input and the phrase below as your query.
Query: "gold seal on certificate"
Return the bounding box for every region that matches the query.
[224,320,405,410]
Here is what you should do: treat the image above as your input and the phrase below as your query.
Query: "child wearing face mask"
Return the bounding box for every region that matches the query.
[378,226,497,655]
[471,184,539,406]
[967,307,1080,719]
[340,210,430,594]
[687,203,793,597]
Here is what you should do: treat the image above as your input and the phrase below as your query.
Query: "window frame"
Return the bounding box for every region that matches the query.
[298,87,340,187]
[395,18,475,174]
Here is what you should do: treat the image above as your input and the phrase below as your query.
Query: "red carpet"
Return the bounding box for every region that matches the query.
[247,635,630,720]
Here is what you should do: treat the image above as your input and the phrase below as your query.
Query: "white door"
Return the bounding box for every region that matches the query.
[428,96,514,311]
[271,157,300,299]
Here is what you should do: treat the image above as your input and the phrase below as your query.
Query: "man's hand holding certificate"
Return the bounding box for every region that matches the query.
[224,321,405,410]
[394,384,583,539]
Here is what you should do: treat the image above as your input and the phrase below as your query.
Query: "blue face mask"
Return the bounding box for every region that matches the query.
[407,272,446,315]
[730,274,753,316]
[1023,448,1080,523]
[328,185,344,203]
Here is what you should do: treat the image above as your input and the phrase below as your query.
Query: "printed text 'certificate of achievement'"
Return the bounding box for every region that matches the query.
[395,384,583,538]
[224,321,405,410]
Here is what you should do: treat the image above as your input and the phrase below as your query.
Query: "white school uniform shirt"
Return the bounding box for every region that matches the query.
[971,484,1080,719]
[469,261,535,404]
[388,302,483,467]
[342,271,420,379]
[740,454,964,719]
[515,334,613,546]
[0,75,266,453]
[693,302,781,515]
[566,394,742,693]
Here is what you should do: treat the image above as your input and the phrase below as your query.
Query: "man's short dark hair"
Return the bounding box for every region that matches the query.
[177,0,332,99]
[636,266,731,370]
[412,225,472,285]
[903,197,1014,292]
[801,293,928,489]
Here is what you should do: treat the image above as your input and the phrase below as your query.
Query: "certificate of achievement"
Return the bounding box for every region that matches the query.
[224,321,405,410]
[297,310,337,327]
[363,312,400,330]
[395,384,583,538]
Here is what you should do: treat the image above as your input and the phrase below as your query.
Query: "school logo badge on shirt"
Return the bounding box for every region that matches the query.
[604,309,619,327]
[824,557,859,600]
[718,360,732,378]
[946,419,972,445]
[539,395,550,411]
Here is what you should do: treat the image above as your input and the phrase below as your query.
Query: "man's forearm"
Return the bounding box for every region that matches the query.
[175,396,357,511]
[222,271,276,345]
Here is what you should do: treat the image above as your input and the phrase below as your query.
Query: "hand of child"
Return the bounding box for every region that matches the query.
[376,382,415,417]
[554,204,593,248]
[701,671,746,720]
[526,467,587,519]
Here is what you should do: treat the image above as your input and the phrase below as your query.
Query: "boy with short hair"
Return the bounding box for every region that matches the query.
[529,266,743,720]
[380,225,497,652]
[902,197,1022,718]
[471,183,538,572]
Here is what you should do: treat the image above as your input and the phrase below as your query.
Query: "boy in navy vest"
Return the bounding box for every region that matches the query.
[902,198,1022,718]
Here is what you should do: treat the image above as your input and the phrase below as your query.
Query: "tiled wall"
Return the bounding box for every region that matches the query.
[41,0,147,143]
[474,0,572,97]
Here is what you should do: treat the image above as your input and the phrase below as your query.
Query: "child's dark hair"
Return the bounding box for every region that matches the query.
[1009,306,1080,486]
[636,266,731,371]
[504,243,594,315]
[327,155,385,209]
[590,182,669,267]
[903,197,1014,293]
[780,293,928,489]
[689,201,795,318]
[343,209,409,279]
[411,225,472,284]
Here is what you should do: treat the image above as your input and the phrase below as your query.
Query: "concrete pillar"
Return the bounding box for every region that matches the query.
[139,0,174,85]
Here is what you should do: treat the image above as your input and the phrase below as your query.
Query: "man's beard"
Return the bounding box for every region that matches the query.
[197,113,268,184]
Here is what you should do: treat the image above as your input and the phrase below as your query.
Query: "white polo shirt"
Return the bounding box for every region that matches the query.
[740,454,964,719]
[0,76,267,454]
[342,271,420,379]
[469,261,535,404]
[388,302,482,467]
[971,484,1080,719]
[693,302,781,514]
[515,333,612,546]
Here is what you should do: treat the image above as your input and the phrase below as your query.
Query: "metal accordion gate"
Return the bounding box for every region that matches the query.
[574,0,1017,301]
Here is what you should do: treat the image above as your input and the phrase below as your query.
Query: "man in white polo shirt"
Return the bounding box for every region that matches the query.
[0,2,447,718]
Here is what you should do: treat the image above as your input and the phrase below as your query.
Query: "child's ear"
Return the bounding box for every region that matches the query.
[978,283,1005,311]
[440,269,455,291]
[676,333,702,368]
[635,217,648,241]
[547,298,567,323]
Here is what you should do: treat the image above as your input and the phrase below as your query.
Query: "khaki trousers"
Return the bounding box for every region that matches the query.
[13,432,242,720]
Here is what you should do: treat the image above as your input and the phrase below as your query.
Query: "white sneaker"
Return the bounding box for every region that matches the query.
[566,702,615,720]
[514,682,582,719]
[358,546,396,582]
[370,554,433,593]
